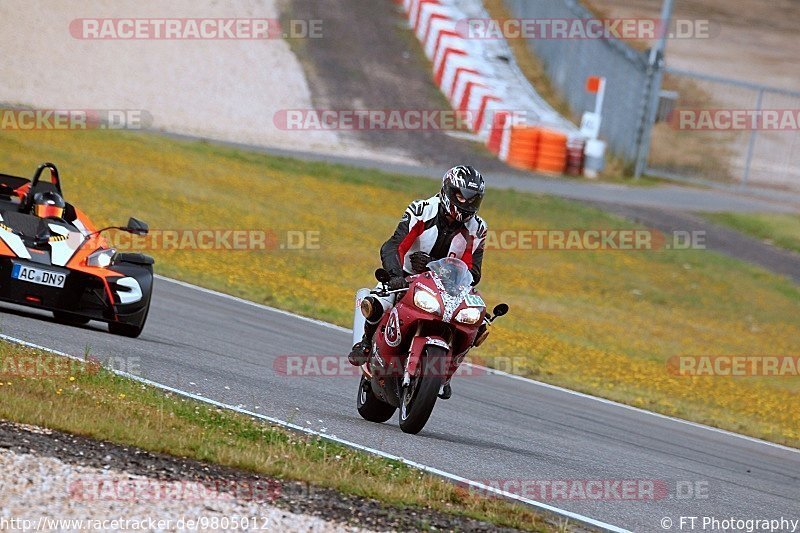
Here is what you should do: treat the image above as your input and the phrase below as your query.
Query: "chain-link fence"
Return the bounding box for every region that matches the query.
[502,0,799,191]
[646,68,800,191]
[503,0,652,162]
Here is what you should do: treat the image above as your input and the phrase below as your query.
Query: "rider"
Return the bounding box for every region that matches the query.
[348,165,488,399]
[32,191,66,220]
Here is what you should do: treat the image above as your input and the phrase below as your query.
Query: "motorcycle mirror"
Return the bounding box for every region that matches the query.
[375,268,391,283]
[125,217,149,236]
[492,303,509,318]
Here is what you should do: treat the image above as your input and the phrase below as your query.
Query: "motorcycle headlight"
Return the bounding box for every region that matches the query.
[413,289,441,315]
[86,248,116,268]
[455,307,482,324]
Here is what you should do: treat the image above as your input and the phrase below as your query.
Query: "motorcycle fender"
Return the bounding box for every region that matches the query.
[406,336,450,378]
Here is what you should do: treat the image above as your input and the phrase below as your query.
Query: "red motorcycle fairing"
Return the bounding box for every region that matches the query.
[357,257,507,434]
[367,269,485,403]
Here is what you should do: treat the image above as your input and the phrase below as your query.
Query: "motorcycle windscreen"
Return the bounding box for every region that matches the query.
[427,257,473,296]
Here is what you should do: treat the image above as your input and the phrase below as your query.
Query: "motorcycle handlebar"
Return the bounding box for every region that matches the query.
[370,287,408,297]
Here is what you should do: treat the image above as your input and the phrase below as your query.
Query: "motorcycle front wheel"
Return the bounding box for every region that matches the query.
[399,345,446,434]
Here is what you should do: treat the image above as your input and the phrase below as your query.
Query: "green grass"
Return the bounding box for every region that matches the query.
[0,342,555,531]
[0,129,798,450]
[705,212,800,254]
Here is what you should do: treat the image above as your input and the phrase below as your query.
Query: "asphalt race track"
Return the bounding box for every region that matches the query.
[1,277,798,532]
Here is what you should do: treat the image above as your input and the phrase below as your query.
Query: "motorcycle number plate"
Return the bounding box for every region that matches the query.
[12,263,67,288]
[465,294,485,307]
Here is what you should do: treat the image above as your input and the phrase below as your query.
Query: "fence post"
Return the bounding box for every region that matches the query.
[633,0,674,178]
[634,55,666,178]
[741,88,764,187]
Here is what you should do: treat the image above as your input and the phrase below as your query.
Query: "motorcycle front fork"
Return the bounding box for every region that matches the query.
[403,324,458,387]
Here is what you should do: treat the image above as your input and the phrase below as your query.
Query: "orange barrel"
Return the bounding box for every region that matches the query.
[565,136,586,176]
[506,126,541,170]
[486,112,509,155]
[535,128,568,174]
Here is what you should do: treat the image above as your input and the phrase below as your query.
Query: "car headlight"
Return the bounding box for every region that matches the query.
[455,307,482,324]
[413,289,441,315]
[86,248,116,268]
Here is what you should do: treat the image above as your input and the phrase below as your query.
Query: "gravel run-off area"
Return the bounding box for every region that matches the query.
[0,423,371,532]
[0,420,531,532]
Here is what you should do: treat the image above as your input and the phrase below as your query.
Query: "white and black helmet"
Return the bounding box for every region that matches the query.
[440,165,485,222]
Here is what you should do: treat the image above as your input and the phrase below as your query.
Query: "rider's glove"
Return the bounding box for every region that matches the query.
[388,275,409,291]
[410,251,432,274]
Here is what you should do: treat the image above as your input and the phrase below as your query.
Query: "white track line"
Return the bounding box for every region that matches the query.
[0,331,629,533]
[156,275,800,456]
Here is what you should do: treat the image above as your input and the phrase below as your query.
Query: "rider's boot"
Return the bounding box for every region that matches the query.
[348,321,378,366]
[438,356,462,399]
[438,381,452,400]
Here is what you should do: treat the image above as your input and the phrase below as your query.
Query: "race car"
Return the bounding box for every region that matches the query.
[0,162,153,337]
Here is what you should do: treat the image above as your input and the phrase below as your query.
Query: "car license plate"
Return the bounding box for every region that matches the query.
[12,264,66,288]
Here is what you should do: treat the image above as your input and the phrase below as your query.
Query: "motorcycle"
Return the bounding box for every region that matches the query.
[353,257,508,434]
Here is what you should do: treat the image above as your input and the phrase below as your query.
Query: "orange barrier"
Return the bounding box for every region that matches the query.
[535,128,568,174]
[505,126,571,174]
[506,126,540,170]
